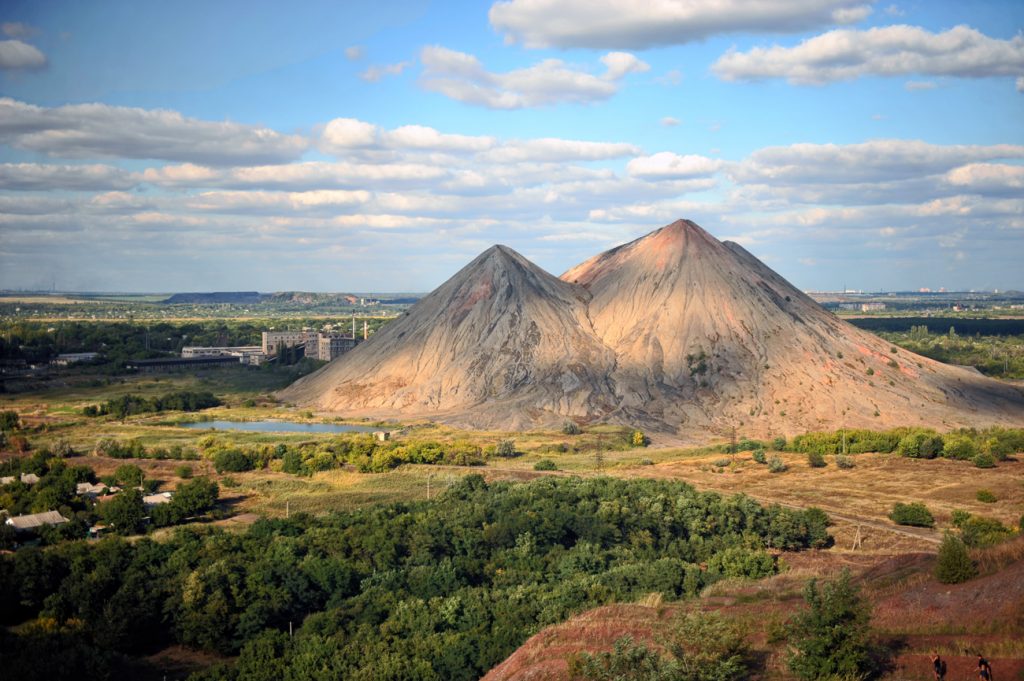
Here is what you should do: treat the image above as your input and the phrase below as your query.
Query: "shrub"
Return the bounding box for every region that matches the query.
[638,458,654,466]
[973,452,996,469]
[807,452,827,468]
[213,449,254,473]
[890,502,935,527]
[533,459,557,471]
[561,421,581,435]
[631,430,648,447]
[175,465,194,479]
[712,458,731,468]
[865,367,874,376]
[752,449,767,464]
[896,432,944,459]
[959,516,1013,548]
[951,509,971,527]
[787,570,876,681]
[771,436,787,451]
[767,455,787,473]
[935,532,976,584]
[975,489,997,503]
[494,440,517,458]
[0,410,21,431]
[942,435,977,460]
[835,454,855,469]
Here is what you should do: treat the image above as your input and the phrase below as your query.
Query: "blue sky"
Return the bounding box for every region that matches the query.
[1,0,1022,293]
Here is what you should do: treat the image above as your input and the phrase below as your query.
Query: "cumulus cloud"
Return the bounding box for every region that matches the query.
[489,0,872,49]
[733,139,1024,185]
[0,98,308,165]
[944,163,1024,197]
[712,25,1024,86]
[482,138,641,162]
[0,39,47,71]
[320,117,379,150]
[0,163,137,191]
[419,45,648,109]
[382,125,495,152]
[360,61,412,82]
[627,152,723,179]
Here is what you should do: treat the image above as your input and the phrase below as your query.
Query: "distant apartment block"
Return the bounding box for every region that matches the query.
[262,330,316,355]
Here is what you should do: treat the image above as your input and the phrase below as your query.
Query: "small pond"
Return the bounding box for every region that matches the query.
[178,420,381,434]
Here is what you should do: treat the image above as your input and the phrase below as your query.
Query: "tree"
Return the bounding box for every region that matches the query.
[100,488,145,535]
[934,532,976,584]
[494,440,517,458]
[0,410,20,431]
[632,430,648,447]
[787,570,876,680]
[562,420,581,435]
[114,463,144,487]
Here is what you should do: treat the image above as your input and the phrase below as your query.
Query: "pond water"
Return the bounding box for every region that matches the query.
[178,420,381,434]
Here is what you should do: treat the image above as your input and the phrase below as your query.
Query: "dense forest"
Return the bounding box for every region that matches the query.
[0,475,830,680]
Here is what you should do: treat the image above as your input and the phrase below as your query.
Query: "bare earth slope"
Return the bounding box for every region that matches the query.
[281,219,1024,434]
[560,219,1024,434]
[278,245,617,429]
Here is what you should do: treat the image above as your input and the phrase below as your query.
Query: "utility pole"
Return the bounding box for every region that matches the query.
[286,500,290,519]
[426,474,431,501]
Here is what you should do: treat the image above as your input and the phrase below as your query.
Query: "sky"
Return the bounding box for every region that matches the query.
[0,0,1022,294]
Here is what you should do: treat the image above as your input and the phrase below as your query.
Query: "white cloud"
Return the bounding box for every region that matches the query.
[320,117,379,150]
[0,163,136,191]
[0,39,47,71]
[2,22,37,39]
[344,45,364,60]
[0,98,309,165]
[944,163,1024,196]
[733,139,1024,185]
[382,125,495,152]
[482,138,641,163]
[904,80,936,91]
[360,61,412,82]
[489,0,873,49]
[419,45,647,109]
[660,117,681,127]
[1018,76,1024,93]
[627,152,723,179]
[712,25,1024,86]
[883,4,904,16]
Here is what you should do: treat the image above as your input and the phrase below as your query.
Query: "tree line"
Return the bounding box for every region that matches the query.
[0,475,831,680]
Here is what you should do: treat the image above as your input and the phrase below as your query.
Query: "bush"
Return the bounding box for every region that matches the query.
[533,459,557,471]
[807,452,827,468]
[0,410,21,431]
[889,502,935,527]
[494,440,517,458]
[752,449,767,464]
[213,449,254,473]
[787,570,876,681]
[631,430,648,447]
[959,516,1013,548]
[951,509,971,527]
[771,436,787,451]
[835,454,855,469]
[561,421,581,435]
[175,465,194,479]
[935,532,976,584]
[767,455,787,473]
[712,458,731,468]
[942,435,977,460]
[896,432,944,459]
[114,464,144,487]
[975,489,997,503]
[973,452,996,469]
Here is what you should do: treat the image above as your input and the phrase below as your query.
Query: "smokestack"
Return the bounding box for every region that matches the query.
[352,313,356,340]
[363,320,368,340]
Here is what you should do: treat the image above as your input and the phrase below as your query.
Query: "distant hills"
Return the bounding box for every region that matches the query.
[160,291,419,305]
[280,219,1024,435]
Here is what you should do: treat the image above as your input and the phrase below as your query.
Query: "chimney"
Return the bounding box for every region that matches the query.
[363,320,368,340]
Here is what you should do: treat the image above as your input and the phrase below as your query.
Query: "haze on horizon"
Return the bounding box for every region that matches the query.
[0,0,1022,294]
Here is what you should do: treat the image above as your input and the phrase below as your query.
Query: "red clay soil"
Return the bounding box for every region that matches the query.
[483,546,1024,681]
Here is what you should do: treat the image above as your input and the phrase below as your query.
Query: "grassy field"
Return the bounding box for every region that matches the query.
[3,369,1022,556]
